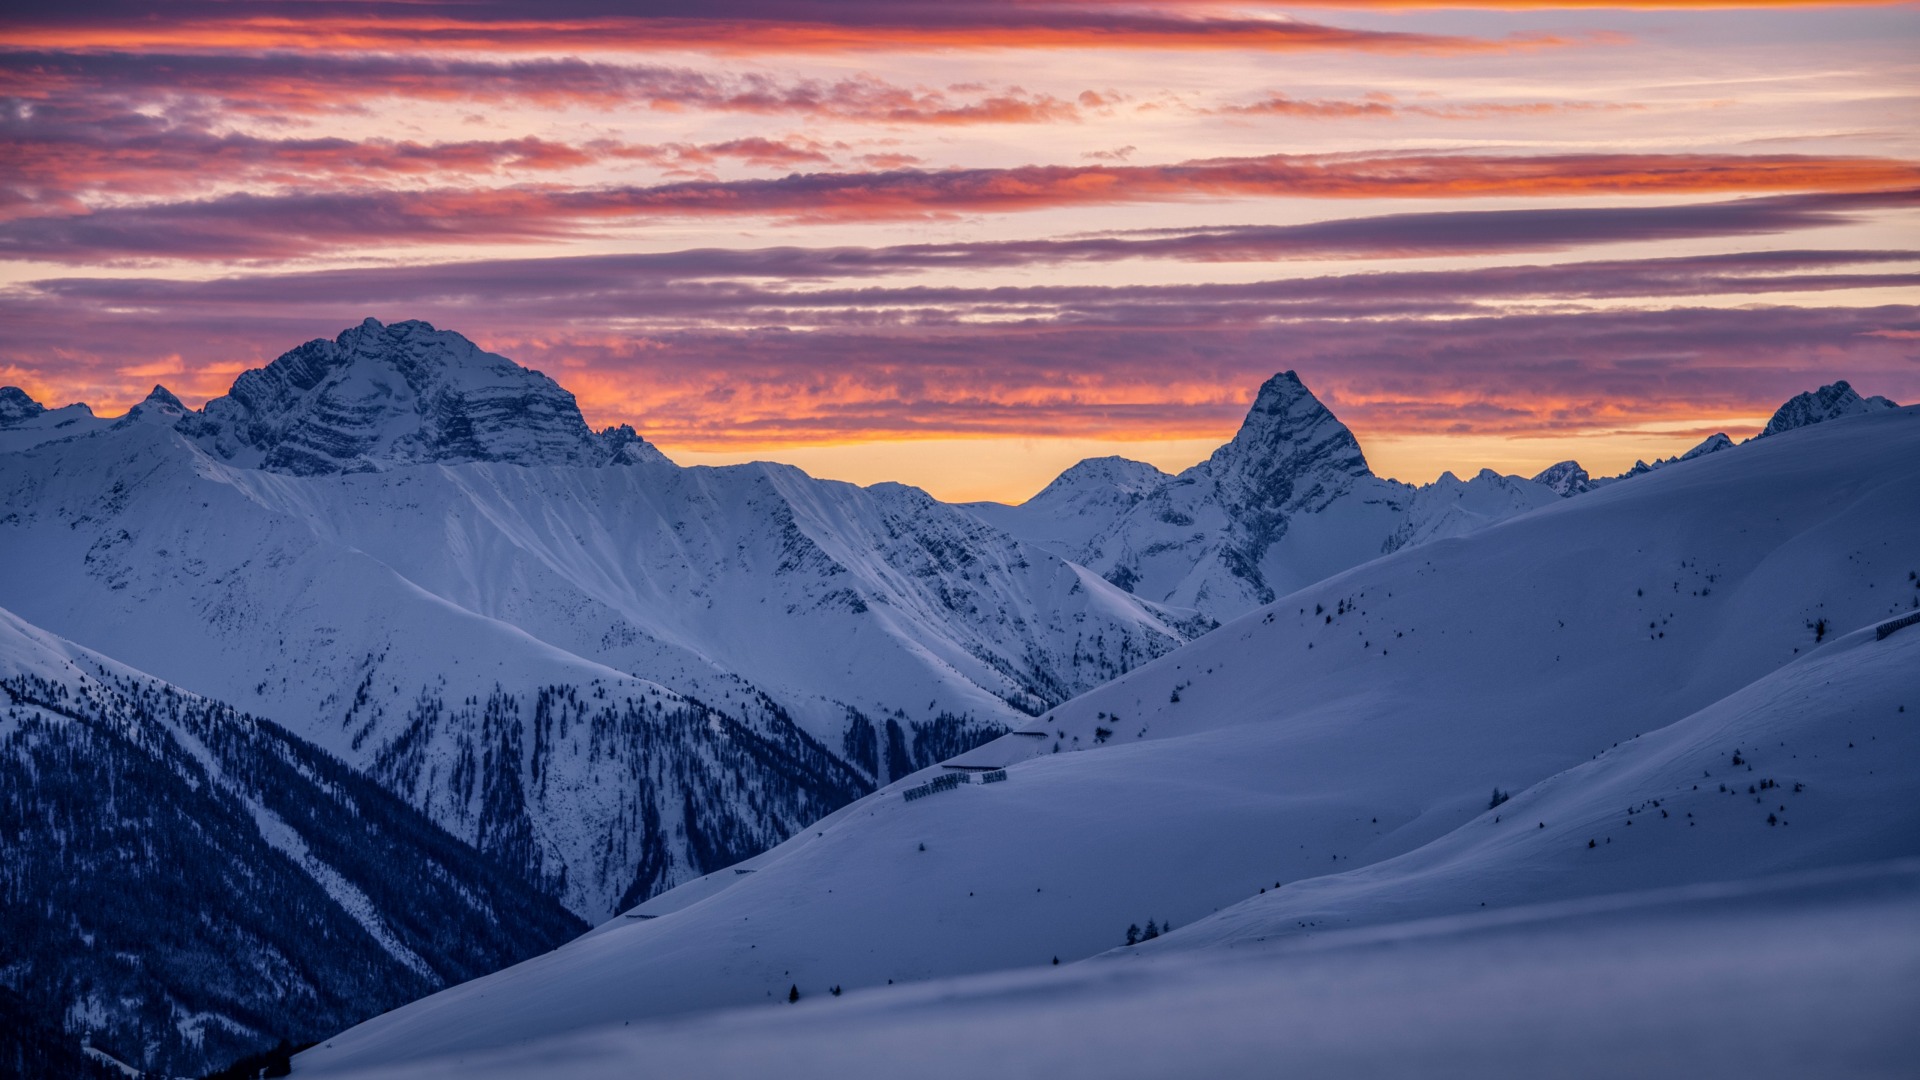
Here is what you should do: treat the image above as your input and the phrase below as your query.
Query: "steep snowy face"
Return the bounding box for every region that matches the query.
[1759,380,1897,438]
[1200,371,1370,528]
[186,318,656,474]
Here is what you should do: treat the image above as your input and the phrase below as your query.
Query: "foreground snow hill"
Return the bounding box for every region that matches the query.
[0,606,585,1077]
[1143,608,1920,950]
[315,862,1920,1080]
[294,402,1920,1074]
[0,319,1188,917]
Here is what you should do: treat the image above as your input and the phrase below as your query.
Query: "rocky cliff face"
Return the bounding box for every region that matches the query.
[1200,371,1374,539]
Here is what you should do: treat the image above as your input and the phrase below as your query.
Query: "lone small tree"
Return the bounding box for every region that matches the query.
[788,984,800,1003]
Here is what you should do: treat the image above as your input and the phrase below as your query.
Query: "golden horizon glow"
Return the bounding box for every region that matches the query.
[3,2,1916,500]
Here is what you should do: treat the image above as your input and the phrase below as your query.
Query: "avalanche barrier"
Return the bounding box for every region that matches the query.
[1875,610,1920,640]
[903,772,969,802]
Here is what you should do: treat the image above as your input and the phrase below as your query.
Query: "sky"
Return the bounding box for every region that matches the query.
[2,1,1916,502]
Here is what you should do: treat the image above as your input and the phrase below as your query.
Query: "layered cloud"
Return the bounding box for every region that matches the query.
[5,302,1911,448]
[1214,92,1644,121]
[1,51,1088,124]
[8,152,1915,262]
[6,243,1913,447]
[5,0,1914,492]
[2,3,1574,55]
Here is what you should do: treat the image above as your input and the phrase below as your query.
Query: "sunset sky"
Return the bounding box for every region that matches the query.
[3,1,1916,501]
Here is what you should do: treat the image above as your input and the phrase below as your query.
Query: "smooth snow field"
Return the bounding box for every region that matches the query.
[314,862,1920,1079]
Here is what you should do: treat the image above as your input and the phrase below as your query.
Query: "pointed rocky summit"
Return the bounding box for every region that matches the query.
[1201,371,1371,519]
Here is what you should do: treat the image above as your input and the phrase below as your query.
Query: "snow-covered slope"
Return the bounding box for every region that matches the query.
[974,373,1559,623]
[0,387,110,453]
[963,456,1171,559]
[311,862,1920,1080]
[0,606,584,1078]
[0,321,1189,918]
[1153,611,1920,951]
[293,403,1920,1074]
[0,415,878,918]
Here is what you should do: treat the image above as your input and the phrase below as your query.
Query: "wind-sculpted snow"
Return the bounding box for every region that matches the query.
[293,405,1920,1072]
[0,608,584,1078]
[180,318,663,474]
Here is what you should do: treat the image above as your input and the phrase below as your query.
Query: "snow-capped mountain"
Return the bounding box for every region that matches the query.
[1529,380,1897,498]
[1553,430,1738,493]
[1758,378,1897,438]
[0,320,1188,919]
[964,456,1172,559]
[291,398,1920,1076]
[0,386,109,454]
[1529,458,1594,496]
[974,372,1558,622]
[180,318,659,474]
[0,606,584,1078]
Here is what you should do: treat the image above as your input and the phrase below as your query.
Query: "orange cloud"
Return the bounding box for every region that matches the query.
[0,12,1573,56]
[1217,93,1646,120]
[0,54,1091,125]
[10,152,1916,260]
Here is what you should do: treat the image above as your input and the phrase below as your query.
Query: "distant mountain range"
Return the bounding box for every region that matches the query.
[0,318,1902,1076]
